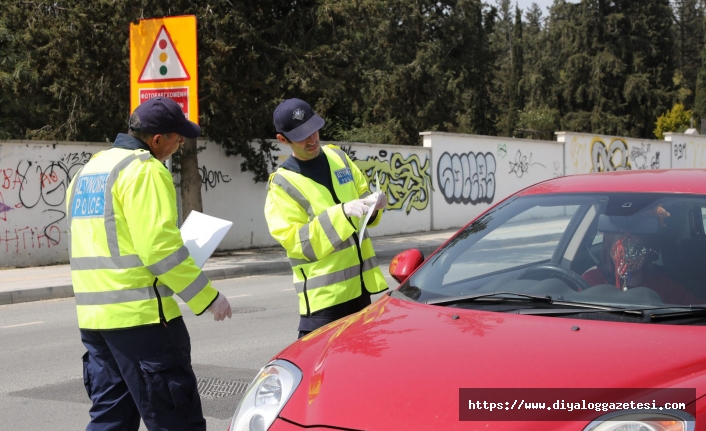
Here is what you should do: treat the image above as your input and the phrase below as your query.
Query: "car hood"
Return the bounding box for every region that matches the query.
[277,293,706,430]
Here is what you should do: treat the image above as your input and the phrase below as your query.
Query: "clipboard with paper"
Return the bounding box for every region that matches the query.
[358,173,380,247]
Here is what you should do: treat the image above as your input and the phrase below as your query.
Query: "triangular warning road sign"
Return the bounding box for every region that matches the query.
[138,26,190,83]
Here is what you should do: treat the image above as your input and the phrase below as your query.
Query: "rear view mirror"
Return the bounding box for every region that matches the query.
[389,249,424,283]
[597,214,658,235]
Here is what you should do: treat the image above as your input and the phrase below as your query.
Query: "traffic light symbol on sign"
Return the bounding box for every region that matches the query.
[138,25,190,83]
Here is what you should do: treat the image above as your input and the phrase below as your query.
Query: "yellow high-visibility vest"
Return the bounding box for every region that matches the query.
[264,145,388,316]
[67,147,217,330]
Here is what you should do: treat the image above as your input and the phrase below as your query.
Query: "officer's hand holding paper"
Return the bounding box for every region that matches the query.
[358,174,386,247]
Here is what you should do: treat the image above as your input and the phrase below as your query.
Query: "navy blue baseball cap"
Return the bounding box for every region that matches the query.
[273,98,325,142]
[131,97,201,139]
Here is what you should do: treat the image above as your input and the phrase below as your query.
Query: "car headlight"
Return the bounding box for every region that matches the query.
[583,411,695,431]
[229,359,302,431]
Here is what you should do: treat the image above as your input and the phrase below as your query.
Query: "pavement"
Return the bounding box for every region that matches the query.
[0,229,457,306]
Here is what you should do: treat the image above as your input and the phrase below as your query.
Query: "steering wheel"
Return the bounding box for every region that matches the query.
[519,263,591,292]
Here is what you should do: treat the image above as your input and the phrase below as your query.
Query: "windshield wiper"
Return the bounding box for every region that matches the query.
[648,306,706,322]
[426,292,554,306]
[427,292,642,314]
[425,293,706,321]
[516,304,706,319]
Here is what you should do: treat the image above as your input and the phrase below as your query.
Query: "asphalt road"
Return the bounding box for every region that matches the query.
[0,266,394,431]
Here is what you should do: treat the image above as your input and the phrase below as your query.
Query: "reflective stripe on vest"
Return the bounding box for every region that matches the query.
[289,237,355,267]
[271,174,315,221]
[296,209,345,262]
[293,255,381,294]
[75,285,174,305]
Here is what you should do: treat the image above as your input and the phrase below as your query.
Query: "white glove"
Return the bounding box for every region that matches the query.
[207,293,232,321]
[364,192,387,211]
[342,199,370,218]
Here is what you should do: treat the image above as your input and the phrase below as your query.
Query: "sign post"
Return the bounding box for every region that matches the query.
[130,15,198,122]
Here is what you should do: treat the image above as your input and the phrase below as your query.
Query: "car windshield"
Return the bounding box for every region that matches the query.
[402,193,706,310]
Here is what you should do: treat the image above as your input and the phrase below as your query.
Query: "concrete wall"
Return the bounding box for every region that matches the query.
[0,141,111,267]
[558,132,670,175]
[664,132,706,169]
[3,130,701,268]
[422,132,564,230]
[193,140,432,250]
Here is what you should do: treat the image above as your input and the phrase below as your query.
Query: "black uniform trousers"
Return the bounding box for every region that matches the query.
[80,317,205,431]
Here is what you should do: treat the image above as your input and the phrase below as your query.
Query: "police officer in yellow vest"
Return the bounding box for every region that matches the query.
[265,98,388,338]
[67,97,232,431]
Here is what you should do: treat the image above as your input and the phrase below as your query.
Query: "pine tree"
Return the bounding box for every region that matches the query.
[489,0,514,136]
[507,4,525,137]
[695,14,706,118]
[672,0,705,108]
[318,0,497,143]
[556,0,675,138]
[522,3,553,110]
[618,0,675,138]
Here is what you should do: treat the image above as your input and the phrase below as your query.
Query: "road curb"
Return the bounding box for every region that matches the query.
[0,284,74,306]
[0,244,444,306]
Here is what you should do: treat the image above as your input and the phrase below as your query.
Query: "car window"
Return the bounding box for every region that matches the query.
[403,193,706,311]
[442,205,579,285]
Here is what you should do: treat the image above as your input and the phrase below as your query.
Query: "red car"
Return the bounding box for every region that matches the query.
[230,170,706,431]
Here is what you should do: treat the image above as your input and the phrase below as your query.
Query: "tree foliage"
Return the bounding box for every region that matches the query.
[654,103,693,139]
[0,0,699,181]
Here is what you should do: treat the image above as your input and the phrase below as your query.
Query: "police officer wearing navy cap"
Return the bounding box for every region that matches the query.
[264,98,389,338]
[67,96,232,430]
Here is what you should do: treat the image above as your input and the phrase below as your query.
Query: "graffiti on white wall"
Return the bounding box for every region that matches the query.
[198,165,231,191]
[508,149,546,178]
[0,151,91,256]
[342,146,433,214]
[585,138,660,172]
[590,138,630,172]
[630,142,660,170]
[437,151,496,205]
[674,142,686,161]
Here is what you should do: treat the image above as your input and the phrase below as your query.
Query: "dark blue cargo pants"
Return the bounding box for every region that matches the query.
[80,317,206,431]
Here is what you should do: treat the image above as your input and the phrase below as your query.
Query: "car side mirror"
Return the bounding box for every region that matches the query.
[389,249,425,283]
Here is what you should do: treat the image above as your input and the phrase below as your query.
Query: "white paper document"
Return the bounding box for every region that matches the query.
[180,211,233,268]
[358,206,376,247]
[358,173,380,247]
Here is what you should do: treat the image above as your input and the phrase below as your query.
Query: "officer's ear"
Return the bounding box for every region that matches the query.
[144,134,158,150]
[276,134,292,145]
[145,134,168,161]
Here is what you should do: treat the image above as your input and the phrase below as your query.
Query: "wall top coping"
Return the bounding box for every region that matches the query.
[419,131,560,145]
[1,139,112,147]
[663,132,706,142]
[321,140,429,151]
[235,139,428,152]
[555,131,663,143]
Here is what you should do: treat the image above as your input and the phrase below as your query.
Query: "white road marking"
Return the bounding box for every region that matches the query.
[0,321,44,329]
[281,288,295,291]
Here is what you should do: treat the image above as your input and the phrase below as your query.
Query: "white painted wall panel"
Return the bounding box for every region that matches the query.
[664,132,706,169]
[422,132,563,231]
[558,132,669,175]
[0,141,110,267]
